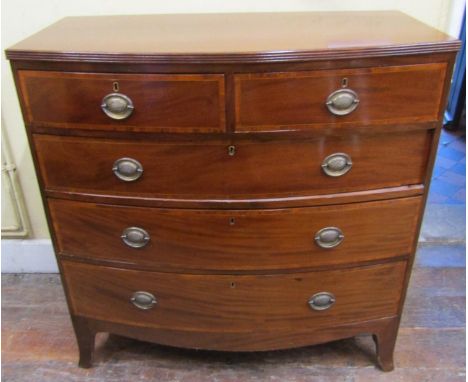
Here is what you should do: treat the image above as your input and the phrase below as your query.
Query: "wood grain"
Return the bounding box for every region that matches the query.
[50,197,421,272]
[10,52,458,76]
[5,11,461,370]
[34,130,431,201]
[62,260,406,350]
[18,71,225,133]
[82,315,401,358]
[388,52,459,371]
[5,12,460,64]
[46,184,425,210]
[235,64,446,131]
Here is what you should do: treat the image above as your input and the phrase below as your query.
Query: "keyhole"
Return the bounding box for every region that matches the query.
[113,81,119,92]
[341,78,348,88]
[230,282,236,288]
[228,145,236,156]
[229,217,235,226]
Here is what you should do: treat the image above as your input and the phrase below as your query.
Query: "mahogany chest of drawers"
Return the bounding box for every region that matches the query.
[6,11,460,371]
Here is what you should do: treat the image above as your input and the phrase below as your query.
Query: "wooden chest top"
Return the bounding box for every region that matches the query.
[6,11,459,63]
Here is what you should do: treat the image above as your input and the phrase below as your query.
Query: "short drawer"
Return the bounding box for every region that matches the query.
[63,260,406,339]
[235,63,446,131]
[18,71,225,133]
[34,130,431,200]
[51,197,421,271]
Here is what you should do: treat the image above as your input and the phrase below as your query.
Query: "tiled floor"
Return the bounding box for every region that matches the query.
[1,127,465,381]
[420,127,466,245]
[429,129,466,204]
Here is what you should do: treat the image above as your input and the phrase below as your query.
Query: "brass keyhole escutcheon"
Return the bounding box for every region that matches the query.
[113,81,119,92]
[229,217,235,226]
[228,145,236,156]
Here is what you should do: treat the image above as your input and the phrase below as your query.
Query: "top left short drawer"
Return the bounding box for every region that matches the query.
[17,71,226,133]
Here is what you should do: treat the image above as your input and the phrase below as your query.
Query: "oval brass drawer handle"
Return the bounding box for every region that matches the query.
[101,93,134,120]
[112,157,143,182]
[315,227,344,249]
[130,291,157,310]
[321,153,352,177]
[308,292,336,311]
[121,227,150,248]
[326,88,359,116]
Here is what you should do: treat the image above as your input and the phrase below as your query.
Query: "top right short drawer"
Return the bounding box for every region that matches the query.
[234,63,447,132]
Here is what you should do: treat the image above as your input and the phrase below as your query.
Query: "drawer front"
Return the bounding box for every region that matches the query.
[35,130,430,200]
[51,197,421,271]
[235,63,446,131]
[63,260,406,333]
[18,71,225,133]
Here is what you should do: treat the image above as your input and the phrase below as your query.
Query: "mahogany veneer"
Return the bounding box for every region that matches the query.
[235,63,446,131]
[50,197,422,272]
[18,71,226,132]
[62,260,407,349]
[34,131,431,200]
[6,11,460,372]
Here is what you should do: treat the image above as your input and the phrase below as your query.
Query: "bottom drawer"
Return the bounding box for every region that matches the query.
[63,260,406,345]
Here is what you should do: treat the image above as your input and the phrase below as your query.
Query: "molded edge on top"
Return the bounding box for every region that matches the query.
[5,11,461,64]
[5,41,462,64]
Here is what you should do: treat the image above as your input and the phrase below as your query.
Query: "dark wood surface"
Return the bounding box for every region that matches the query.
[235,63,446,131]
[63,260,406,349]
[50,197,421,272]
[389,51,458,367]
[46,184,425,210]
[82,315,401,368]
[6,11,460,371]
[33,130,431,202]
[10,51,458,76]
[5,11,460,63]
[4,250,465,379]
[18,71,225,133]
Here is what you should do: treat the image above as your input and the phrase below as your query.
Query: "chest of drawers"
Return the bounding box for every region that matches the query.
[6,11,460,371]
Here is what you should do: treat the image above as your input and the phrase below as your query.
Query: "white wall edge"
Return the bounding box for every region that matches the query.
[1,239,58,273]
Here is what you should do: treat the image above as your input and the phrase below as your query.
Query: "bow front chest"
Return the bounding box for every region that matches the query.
[6,11,460,371]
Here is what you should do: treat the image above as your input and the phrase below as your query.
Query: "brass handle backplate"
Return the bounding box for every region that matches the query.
[308,292,336,311]
[112,157,143,182]
[121,227,150,248]
[130,291,157,310]
[101,93,134,120]
[315,227,344,249]
[326,88,359,116]
[321,153,352,177]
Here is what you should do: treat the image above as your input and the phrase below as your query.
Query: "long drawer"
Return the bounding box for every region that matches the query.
[34,130,431,200]
[18,71,226,133]
[50,197,421,271]
[63,260,406,344]
[235,63,447,131]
